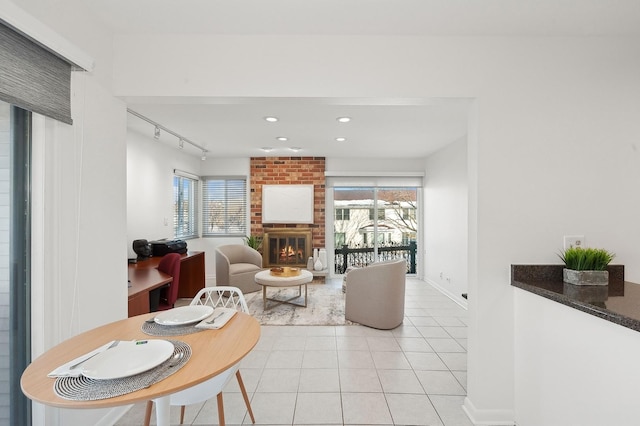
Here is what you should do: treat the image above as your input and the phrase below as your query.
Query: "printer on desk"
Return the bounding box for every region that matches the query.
[149,239,188,256]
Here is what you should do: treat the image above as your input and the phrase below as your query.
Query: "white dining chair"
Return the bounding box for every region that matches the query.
[144,286,256,426]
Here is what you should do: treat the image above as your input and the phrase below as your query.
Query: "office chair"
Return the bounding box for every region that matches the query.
[156,253,181,311]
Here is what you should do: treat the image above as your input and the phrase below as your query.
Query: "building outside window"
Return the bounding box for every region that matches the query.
[368,208,386,221]
[335,208,350,220]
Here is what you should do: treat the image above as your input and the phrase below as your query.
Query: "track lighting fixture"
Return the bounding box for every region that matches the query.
[127,109,209,159]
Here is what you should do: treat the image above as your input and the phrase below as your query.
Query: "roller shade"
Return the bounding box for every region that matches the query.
[0,21,73,124]
[325,172,425,188]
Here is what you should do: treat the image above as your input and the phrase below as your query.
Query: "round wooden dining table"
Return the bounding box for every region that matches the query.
[21,311,260,426]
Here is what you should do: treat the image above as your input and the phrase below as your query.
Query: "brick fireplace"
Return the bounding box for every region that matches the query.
[250,157,326,267]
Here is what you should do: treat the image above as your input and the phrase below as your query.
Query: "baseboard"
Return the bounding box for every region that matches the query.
[463,397,515,426]
[425,278,468,309]
[95,405,133,426]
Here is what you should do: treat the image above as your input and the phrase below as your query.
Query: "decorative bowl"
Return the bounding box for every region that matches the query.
[270,267,301,277]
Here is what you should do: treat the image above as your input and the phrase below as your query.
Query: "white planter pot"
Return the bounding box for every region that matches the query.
[318,248,327,269]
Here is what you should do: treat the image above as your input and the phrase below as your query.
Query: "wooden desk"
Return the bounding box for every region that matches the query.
[21,312,260,426]
[128,251,206,317]
[127,268,172,317]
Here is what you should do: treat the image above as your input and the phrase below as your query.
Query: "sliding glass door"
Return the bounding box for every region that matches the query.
[0,101,31,425]
[333,186,418,274]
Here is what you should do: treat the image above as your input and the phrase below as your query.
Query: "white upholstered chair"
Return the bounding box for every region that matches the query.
[344,259,407,330]
[215,245,263,294]
[144,286,255,426]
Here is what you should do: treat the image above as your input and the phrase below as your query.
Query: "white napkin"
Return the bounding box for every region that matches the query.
[195,308,237,329]
[48,340,119,378]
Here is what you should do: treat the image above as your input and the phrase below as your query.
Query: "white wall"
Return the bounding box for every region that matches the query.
[14,0,114,90]
[423,137,468,307]
[112,34,640,424]
[31,73,128,426]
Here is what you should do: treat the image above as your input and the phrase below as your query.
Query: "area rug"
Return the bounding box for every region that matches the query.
[245,283,355,326]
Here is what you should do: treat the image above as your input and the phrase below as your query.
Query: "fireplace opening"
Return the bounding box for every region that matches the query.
[263,229,312,268]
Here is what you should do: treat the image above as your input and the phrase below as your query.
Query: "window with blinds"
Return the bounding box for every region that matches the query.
[202,177,247,237]
[173,174,198,239]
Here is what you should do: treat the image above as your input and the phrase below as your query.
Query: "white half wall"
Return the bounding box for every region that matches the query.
[514,288,640,426]
[424,137,468,307]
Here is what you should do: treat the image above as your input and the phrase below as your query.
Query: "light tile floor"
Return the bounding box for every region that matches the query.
[115,277,472,426]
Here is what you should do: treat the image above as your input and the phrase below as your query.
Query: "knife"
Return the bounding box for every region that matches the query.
[69,340,120,370]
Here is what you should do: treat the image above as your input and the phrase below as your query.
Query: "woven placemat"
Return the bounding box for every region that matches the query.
[141,320,206,336]
[54,340,191,401]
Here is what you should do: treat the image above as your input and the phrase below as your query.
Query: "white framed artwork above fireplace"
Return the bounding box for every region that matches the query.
[262,184,314,224]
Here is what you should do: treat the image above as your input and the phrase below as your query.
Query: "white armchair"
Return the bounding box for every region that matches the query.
[215,245,264,294]
[344,259,407,329]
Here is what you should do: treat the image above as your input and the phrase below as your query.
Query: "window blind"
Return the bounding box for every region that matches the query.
[202,177,247,237]
[0,21,73,124]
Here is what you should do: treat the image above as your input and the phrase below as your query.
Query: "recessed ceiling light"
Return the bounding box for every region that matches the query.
[276,136,288,141]
[264,116,278,122]
[335,137,346,142]
[289,147,302,152]
[337,117,351,123]
[261,147,274,152]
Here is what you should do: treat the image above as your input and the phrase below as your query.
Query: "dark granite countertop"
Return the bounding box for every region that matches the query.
[511,264,640,332]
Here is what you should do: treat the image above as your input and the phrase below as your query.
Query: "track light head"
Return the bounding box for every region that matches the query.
[154,126,160,139]
[179,139,184,149]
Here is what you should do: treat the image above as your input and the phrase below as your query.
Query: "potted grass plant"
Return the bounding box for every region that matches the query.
[244,234,263,252]
[559,246,615,286]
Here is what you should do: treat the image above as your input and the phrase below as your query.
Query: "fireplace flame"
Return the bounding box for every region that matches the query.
[280,245,299,259]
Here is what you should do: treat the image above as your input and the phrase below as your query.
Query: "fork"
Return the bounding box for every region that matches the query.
[69,340,120,370]
[206,312,225,324]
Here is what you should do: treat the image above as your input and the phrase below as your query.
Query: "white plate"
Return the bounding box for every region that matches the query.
[154,305,214,326]
[81,340,174,380]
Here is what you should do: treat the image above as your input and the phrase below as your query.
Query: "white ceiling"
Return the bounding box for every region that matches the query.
[88,0,640,158]
[126,98,472,159]
[87,0,640,37]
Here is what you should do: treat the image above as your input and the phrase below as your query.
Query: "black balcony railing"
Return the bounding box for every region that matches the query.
[334,241,417,274]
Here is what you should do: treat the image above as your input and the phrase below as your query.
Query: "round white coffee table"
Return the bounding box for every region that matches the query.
[255,269,313,310]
